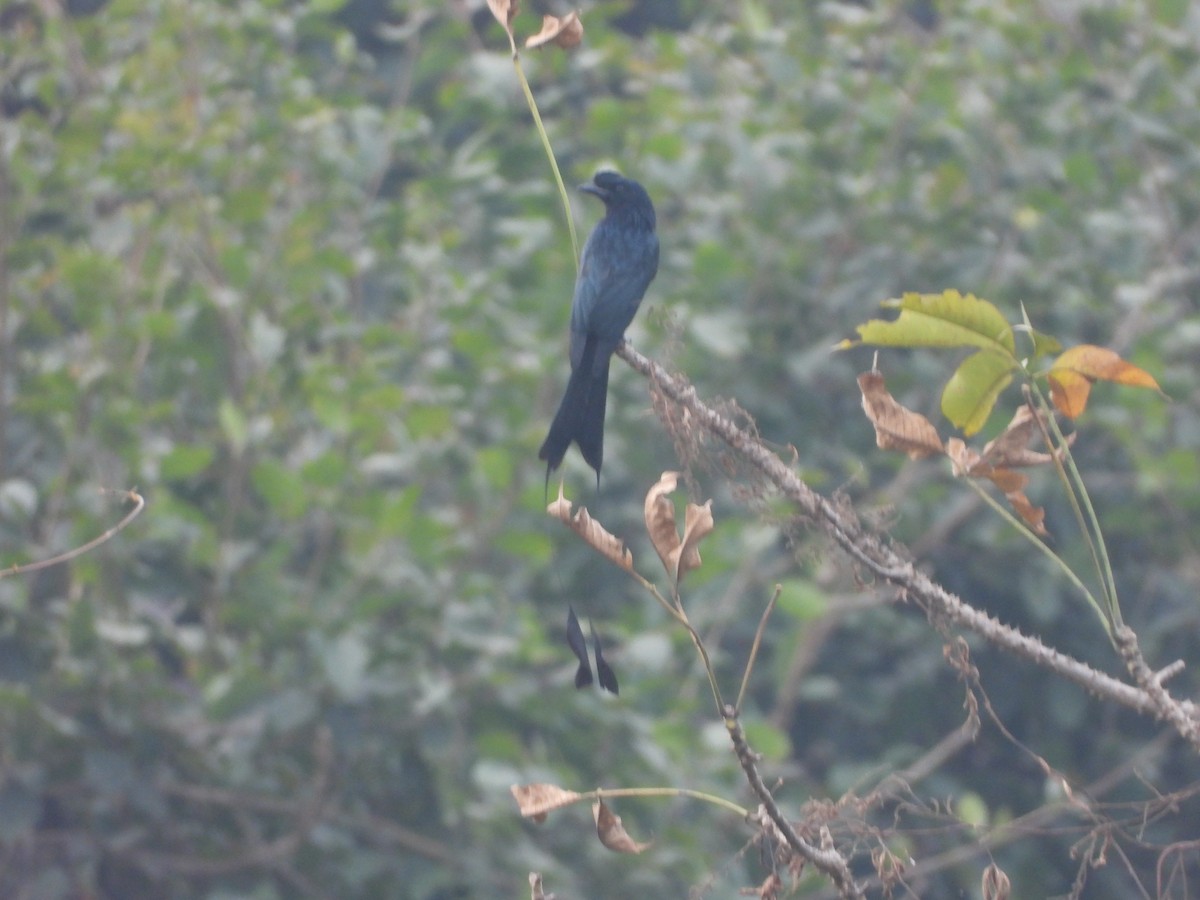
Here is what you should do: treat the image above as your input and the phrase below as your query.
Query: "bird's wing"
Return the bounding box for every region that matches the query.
[569,231,658,370]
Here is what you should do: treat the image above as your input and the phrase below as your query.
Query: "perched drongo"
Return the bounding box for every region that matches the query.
[538,171,659,485]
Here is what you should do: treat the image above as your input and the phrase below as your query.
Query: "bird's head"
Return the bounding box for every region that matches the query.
[579,171,655,229]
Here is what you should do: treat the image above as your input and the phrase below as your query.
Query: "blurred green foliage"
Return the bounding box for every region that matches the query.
[1,0,1199,897]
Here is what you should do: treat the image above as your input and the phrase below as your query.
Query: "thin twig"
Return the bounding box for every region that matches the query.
[735,584,781,714]
[0,489,145,579]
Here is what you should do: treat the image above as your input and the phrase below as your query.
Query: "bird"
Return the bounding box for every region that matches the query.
[538,171,659,486]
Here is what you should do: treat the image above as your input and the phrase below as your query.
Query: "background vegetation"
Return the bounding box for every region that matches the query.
[1,0,1199,897]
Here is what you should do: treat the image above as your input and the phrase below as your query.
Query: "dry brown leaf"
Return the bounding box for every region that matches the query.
[981,405,1074,468]
[486,0,518,33]
[858,371,944,459]
[945,437,980,478]
[528,872,555,900]
[511,783,582,821]
[979,405,1040,465]
[546,481,573,521]
[946,439,1046,535]
[592,798,651,854]
[672,500,713,578]
[644,471,682,575]
[982,863,1011,900]
[548,483,633,571]
[752,872,783,900]
[988,467,1029,495]
[1006,488,1046,534]
[524,11,583,49]
[572,505,633,571]
[643,472,713,581]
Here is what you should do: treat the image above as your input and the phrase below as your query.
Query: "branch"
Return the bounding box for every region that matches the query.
[127,727,333,879]
[723,705,864,900]
[617,342,1200,746]
[0,489,145,580]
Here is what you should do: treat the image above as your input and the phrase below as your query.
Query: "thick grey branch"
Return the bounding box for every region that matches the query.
[618,341,1199,741]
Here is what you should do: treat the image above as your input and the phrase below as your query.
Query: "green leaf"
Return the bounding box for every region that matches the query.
[1024,328,1063,360]
[251,459,307,520]
[476,446,513,491]
[742,719,791,761]
[1152,0,1188,24]
[160,444,216,480]
[302,452,349,489]
[955,791,990,828]
[941,350,1015,436]
[849,291,1017,356]
[776,579,828,620]
[218,397,248,456]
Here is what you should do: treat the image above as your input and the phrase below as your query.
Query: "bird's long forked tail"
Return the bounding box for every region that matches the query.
[538,351,610,490]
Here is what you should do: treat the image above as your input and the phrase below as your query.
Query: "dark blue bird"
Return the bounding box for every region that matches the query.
[539,171,659,485]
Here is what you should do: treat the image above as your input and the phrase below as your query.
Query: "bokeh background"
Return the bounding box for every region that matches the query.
[2,0,1199,897]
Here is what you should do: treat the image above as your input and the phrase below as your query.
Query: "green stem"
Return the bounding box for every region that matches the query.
[961,477,1109,633]
[1023,384,1122,635]
[592,785,749,818]
[735,584,780,714]
[511,53,580,266]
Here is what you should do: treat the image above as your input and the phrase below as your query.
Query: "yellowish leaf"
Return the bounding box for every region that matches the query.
[1047,368,1090,418]
[1047,344,1162,419]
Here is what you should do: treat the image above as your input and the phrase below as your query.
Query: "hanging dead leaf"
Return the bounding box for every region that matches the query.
[980,404,1074,468]
[486,0,518,34]
[1046,344,1162,419]
[1006,488,1046,534]
[946,439,1046,535]
[674,500,713,579]
[986,466,1029,495]
[592,798,651,854]
[982,863,1011,900]
[980,405,1041,465]
[546,481,572,520]
[528,872,556,900]
[643,472,713,581]
[524,11,583,49]
[858,371,944,459]
[945,437,981,478]
[644,471,683,574]
[511,783,583,821]
[548,483,633,571]
[752,872,783,900]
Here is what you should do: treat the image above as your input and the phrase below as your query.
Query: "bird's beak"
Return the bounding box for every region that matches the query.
[578,182,607,199]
